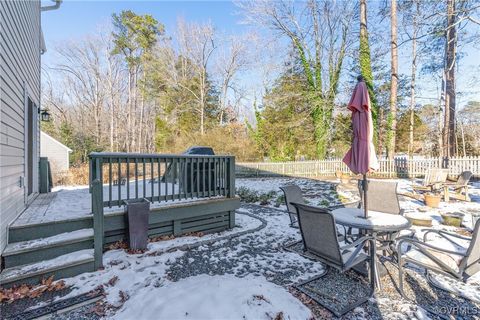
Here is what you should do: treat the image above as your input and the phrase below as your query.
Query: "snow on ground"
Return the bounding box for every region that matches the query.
[114,274,312,320]
[55,212,264,309]
[397,179,480,230]
[429,272,480,304]
[167,204,324,285]
[238,177,480,232]
[236,177,359,210]
[12,177,480,319]
[42,206,318,319]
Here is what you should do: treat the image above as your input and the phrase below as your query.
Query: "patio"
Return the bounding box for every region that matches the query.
[2,176,480,319]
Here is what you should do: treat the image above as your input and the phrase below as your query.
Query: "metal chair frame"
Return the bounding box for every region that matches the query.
[291,202,375,317]
[396,220,480,299]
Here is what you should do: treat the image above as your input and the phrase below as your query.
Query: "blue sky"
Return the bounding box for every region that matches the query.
[40,0,480,111]
[41,0,248,59]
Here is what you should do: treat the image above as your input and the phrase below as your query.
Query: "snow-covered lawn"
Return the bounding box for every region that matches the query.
[11,177,480,319]
[236,177,359,209]
[114,274,311,320]
[237,177,480,233]
[40,208,319,319]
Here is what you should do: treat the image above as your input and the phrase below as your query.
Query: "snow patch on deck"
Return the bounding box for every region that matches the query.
[3,229,93,254]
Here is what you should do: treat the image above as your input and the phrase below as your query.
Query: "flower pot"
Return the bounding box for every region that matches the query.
[405,213,433,227]
[424,194,441,208]
[441,212,465,227]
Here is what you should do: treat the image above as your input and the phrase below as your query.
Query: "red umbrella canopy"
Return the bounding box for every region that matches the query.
[342,80,379,175]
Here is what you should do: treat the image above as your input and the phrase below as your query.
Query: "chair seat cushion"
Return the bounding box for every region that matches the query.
[403,241,465,272]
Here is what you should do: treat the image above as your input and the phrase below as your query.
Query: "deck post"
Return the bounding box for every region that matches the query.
[92,178,104,269]
[229,210,235,229]
[173,220,181,236]
[227,157,236,229]
[227,156,236,198]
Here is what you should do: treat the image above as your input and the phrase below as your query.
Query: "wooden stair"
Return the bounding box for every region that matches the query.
[0,249,94,287]
[1,218,95,288]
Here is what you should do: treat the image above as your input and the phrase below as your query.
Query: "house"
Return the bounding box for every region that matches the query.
[0,1,61,254]
[40,131,72,173]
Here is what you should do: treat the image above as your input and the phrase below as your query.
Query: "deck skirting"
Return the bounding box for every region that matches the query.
[102,197,240,245]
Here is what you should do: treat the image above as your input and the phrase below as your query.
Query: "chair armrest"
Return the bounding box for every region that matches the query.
[396,237,467,257]
[340,235,375,269]
[340,235,375,252]
[422,229,471,242]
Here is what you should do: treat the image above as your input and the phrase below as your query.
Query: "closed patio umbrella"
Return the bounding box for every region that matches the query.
[342,76,379,218]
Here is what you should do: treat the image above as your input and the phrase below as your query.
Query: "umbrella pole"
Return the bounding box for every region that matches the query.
[363,174,368,218]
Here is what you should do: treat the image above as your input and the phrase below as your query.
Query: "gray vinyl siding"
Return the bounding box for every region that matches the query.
[0,0,41,253]
[40,131,71,173]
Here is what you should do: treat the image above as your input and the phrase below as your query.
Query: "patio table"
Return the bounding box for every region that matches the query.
[331,208,411,290]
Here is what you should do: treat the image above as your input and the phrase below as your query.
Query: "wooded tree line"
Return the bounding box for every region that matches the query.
[42,1,480,164]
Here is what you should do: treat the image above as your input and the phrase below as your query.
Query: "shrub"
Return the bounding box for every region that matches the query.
[236,187,277,205]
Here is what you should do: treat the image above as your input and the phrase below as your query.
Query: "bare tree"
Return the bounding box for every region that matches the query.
[54,37,107,147]
[214,34,249,125]
[388,0,398,159]
[236,0,356,158]
[177,19,217,135]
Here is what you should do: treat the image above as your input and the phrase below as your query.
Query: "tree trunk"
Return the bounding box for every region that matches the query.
[108,61,115,151]
[388,0,398,159]
[200,71,205,135]
[377,107,384,158]
[127,68,133,152]
[138,68,146,152]
[460,120,466,156]
[408,0,419,158]
[444,0,457,157]
[359,0,376,121]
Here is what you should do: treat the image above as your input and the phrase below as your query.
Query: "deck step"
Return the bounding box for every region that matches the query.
[0,249,94,288]
[2,229,94,268]
[8,216,93,243]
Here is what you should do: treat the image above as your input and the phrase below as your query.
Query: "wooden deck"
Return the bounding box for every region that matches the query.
[1,192,239,287]
[1,152,239,287]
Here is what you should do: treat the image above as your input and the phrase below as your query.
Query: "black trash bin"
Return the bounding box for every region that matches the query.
[124,198,150,250]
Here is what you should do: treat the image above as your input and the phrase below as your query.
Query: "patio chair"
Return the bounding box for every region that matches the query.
[280,185,350,242]
[358,179,404,215]
[279,185,303,228]
[443,171,473,202]
[412,168,449,194]
[357,180,407,253]
[291,202,375,317]
[396,219,480,298]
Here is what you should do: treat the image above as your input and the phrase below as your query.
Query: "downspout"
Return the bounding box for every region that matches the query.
[41,0,62,12]
[40,0,62,54]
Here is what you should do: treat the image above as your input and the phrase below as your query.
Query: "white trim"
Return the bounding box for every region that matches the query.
[40,131,73,152]
[23,82,28,204]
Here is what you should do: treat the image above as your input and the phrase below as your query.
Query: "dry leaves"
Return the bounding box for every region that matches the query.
[0,276,66,304]
[106,232,205,255]
[107,276,118,287]
[107,240,128,250]
[149,235,175,242]
[118,290,129,303]
[253,294,270,303]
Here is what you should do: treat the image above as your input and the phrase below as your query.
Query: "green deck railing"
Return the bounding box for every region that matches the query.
[89,152,236,268]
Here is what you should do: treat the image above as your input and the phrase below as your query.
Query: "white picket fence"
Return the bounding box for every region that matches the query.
[236,157,480,179]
